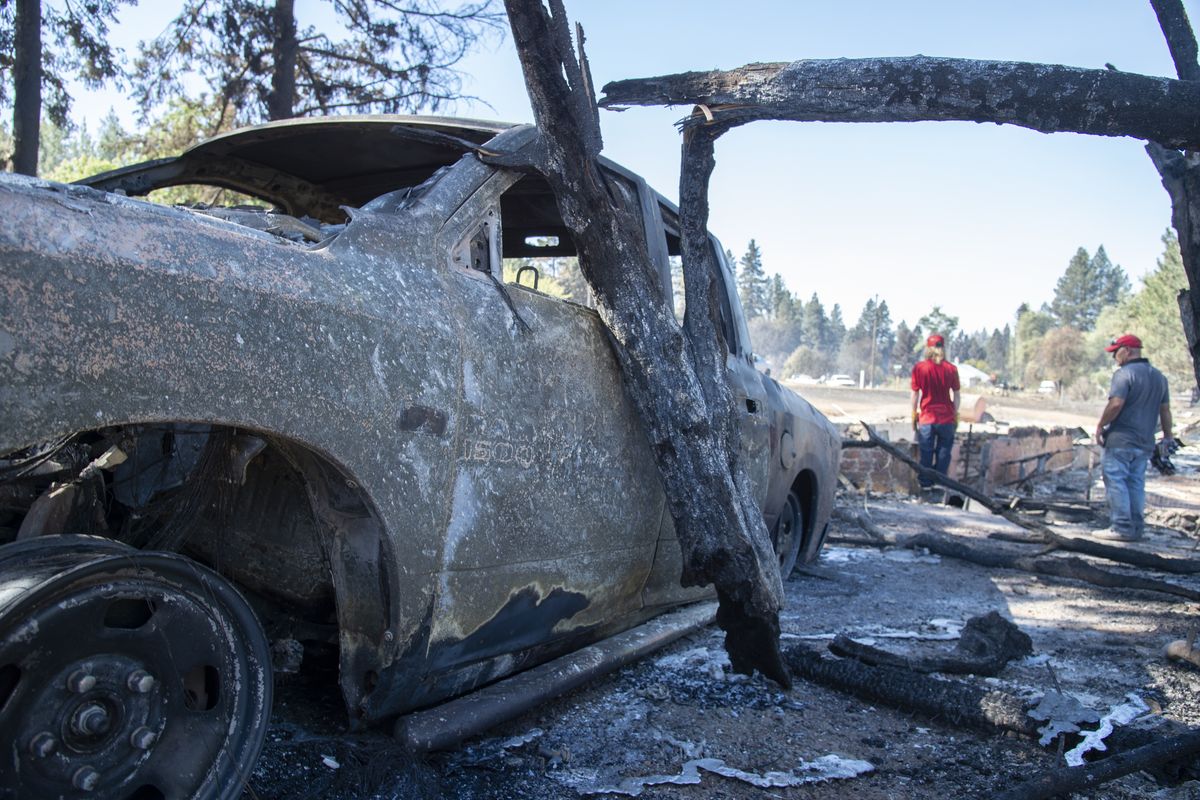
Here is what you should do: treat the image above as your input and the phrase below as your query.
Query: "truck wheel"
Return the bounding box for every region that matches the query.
[0,535,272,800]
[798,519,830,566]
[771,492,803,579]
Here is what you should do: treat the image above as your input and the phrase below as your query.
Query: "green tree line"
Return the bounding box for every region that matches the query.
[732,234,1194,399]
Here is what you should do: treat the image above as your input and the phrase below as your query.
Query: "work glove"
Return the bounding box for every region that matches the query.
[1156,437,1180,459]
[1152,437,1180,476]
[911,411,919,433]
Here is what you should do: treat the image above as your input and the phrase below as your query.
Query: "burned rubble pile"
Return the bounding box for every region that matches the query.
[821,418,1200,797]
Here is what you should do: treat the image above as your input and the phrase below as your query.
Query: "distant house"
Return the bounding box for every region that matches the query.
[956,362,994,388]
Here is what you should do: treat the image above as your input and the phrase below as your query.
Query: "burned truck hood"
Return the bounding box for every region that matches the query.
[79,115,517,223]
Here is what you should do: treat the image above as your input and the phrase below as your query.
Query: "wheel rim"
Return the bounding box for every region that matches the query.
[772,492,802,577]
[0,536,272,800]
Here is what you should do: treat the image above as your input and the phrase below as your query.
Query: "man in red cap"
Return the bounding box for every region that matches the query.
[1093,333,1174,541]
[910,333,960,493]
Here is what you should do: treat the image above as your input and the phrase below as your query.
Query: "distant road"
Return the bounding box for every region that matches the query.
[787,383,1098,431]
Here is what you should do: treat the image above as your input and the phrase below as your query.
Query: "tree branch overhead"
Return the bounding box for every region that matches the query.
[601,56,1200,150]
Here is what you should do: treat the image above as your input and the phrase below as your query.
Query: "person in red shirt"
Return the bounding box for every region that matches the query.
[910,334,961,490]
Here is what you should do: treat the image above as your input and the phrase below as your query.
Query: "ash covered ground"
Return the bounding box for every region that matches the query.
[243,446,1200,800]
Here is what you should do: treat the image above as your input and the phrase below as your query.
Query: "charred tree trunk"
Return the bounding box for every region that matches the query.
[12,0,42,176]
[267,0,299,120]
[1150,0,1200,389]
[502,0,788,685]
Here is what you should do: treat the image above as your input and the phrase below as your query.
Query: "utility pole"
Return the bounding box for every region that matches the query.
[867,295,879,388]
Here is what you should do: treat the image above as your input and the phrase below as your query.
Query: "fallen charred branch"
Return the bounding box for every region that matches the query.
[784,643,1200,785]
[785,642,1037,735]
[1042,532,1200,575]
[829,611,1032,677]
[844,425,1200,575]
[848,424,1000,510]
[906,531,1200,602]
[993,729,1200,800]
[835,509,1200,602]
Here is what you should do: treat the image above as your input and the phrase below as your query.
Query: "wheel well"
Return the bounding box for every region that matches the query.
[791,469,818,545]
[0,422,394,718]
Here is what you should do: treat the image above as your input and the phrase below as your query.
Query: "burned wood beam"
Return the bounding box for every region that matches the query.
[994,729,1200,800]
[600,57,1200,150]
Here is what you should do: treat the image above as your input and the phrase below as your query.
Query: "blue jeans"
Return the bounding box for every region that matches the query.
[1102,447,1150,537]
[917,423,956,488]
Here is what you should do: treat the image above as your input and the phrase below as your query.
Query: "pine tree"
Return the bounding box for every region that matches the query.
[767,274,798,321]
[1,0,132,174]
[1121,229,1192,383]
[1050,245,1130,331]
[845,298,893,385]
[825,304,846,354]
[95,110,128,161]
[133,1,504,125]
[891,321,922,377]
[800,293,826,347]
[736,239,768,319]
[1090,245,1131,307]
[986,327,1010,378]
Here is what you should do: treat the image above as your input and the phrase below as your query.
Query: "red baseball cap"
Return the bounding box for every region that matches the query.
[1105,333,1142,352]
[926,334,944,347]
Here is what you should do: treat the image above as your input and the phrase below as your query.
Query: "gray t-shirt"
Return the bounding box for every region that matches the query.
[1105,358,1169,452]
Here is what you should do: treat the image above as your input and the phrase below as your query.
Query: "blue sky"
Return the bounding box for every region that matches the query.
[71,0,1195,332]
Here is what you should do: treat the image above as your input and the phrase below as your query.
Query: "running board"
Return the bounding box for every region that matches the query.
[395,601,718,752]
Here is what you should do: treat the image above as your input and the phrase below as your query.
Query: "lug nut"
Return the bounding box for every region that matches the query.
[28,732,57,758]
[73,765,100,792]
[66,670,97,694]
[126,669,156,694]
[72,703,111,736]
[129,726,158,750]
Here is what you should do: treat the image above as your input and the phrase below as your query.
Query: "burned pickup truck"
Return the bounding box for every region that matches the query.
[0,116,839,798]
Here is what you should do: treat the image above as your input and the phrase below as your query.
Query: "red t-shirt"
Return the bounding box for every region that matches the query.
[911,359,960,425]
